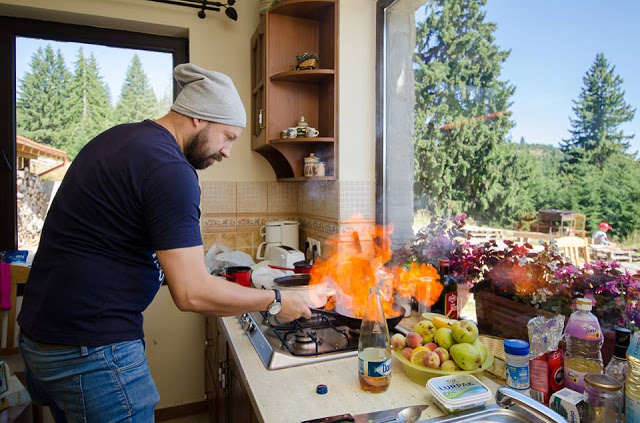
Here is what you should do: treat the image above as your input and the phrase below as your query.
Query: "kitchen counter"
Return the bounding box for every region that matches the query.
[220,316,503,423]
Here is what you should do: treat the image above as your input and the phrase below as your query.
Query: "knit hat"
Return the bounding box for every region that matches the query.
[599,222,612,230]
[171,63,246,128]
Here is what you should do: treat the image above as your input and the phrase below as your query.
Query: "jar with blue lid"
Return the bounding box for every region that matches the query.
[504,339,530,392]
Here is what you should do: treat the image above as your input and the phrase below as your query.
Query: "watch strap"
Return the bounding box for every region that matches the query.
[272,289,281,304]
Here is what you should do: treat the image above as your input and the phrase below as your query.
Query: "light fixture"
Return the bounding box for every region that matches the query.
[149,0,238,21]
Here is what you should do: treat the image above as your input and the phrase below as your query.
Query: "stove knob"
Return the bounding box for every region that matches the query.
[247,322,256,333]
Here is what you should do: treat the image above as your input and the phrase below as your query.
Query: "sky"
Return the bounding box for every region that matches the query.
[16,37,173,105]
[417,0,640,153]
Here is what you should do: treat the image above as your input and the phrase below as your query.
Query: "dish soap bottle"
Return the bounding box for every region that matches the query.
[564,298,604,393]
[358,287,391,393]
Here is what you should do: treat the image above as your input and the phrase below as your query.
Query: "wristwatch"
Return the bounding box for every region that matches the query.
[267,289,282,316]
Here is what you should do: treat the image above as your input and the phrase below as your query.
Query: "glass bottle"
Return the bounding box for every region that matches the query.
[358,287,391,393]
[605,327,631,414]
[564,298,604,393]
[435,259,457,318]
[626,330,640,423]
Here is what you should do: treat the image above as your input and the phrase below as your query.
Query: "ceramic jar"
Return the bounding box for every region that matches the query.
[304,153,319,177]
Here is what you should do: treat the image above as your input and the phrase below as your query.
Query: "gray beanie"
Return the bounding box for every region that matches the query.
[171,63,246,128]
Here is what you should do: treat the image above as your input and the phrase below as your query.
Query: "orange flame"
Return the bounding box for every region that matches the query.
[310,221,442,318]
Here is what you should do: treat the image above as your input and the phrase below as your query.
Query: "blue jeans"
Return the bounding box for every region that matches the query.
[19,333,159,422]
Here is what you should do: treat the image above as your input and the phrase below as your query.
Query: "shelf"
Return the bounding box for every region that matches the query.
[270,69,334,83]
[270,137,334,144]
[270,0,336,19]
[278,176,336,182]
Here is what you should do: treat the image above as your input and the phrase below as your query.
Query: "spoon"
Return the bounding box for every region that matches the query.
[395,405,428,423]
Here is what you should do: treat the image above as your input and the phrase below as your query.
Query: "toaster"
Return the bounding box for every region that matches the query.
[265,245,305,268]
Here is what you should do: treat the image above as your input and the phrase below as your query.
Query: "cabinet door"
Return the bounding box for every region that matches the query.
[227,355,259,423]
[251,17,266,150]
[215,319,229,423]
[204,345,217,422]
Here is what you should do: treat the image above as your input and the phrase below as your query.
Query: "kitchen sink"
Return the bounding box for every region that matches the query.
[420,388,567,423]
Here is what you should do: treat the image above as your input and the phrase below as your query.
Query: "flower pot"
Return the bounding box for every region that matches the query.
[474,290,615,364]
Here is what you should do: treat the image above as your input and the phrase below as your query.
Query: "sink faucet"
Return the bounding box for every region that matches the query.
[496,387,567,423]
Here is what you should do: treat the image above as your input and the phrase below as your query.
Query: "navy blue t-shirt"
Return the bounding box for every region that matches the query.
[18,120,203,346]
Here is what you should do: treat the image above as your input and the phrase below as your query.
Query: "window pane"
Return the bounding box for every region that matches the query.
[16,37,173,252]
[382,0,640,257]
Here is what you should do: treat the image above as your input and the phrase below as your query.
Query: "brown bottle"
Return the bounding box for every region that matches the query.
[436,259,458,318]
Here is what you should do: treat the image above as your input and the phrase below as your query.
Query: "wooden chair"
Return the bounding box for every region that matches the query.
[555,236,591,267]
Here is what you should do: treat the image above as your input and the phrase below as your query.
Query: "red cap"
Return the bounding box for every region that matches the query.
[599,222,612,230]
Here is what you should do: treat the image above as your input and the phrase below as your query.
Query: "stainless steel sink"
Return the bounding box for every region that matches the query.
[419,388,567,423]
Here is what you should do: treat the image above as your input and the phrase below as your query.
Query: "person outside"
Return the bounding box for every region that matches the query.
[17,63,311,422]
[592,221,612,246]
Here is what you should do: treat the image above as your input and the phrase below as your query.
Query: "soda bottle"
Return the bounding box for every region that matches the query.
[563,298,604,393]
[358,287,391,393]
[626,330,640,423]
[435,259,458,318]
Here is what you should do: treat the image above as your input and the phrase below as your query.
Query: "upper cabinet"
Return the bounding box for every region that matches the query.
[251,0,338,181]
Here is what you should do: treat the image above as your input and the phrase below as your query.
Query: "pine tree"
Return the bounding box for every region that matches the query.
[64,49,113,158]
[560,53,636,169]
[17,45,72,149]
[413,0,522,224]
[113,55,158,124]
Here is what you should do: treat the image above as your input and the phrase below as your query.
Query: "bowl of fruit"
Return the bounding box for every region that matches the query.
[391,315,493,385]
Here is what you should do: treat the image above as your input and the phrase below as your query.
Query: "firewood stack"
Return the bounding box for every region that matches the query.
[16,170,48,248]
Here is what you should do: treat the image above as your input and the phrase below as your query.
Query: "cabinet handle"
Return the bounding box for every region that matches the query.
[258,109,265,129]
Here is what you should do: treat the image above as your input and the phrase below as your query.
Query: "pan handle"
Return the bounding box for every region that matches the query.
[269,264,295,271]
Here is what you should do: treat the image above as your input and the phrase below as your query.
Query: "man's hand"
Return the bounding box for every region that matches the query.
[277,291,312,322]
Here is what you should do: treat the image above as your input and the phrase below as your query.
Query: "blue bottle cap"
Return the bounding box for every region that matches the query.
[316,384,328,395]
[504,339,529,356]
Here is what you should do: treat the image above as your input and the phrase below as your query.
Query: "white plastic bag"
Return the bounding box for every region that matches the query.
[205,244,255,275]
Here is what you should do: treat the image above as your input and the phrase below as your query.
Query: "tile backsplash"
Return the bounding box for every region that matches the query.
[201,180,375,258]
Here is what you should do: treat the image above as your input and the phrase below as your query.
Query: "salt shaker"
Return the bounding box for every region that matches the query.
[583,373,622,423]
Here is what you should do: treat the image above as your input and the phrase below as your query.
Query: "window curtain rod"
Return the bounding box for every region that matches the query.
[148,0,238,21]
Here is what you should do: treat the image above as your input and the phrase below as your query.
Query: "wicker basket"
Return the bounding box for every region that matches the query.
[479,334,506,380]
[296,58,318,70]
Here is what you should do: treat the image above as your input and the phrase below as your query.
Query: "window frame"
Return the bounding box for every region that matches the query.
[0,16,188,251]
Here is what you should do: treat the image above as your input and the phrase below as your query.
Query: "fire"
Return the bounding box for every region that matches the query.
[310,222,443,319]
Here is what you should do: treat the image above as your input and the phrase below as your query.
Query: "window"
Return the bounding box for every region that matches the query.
[376,0,640,252]
[0,17,188,252]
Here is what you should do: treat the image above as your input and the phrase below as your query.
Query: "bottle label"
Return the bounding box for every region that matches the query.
[629,331,640,360]
[506,363,530,390]
[445,292,458,319]
[627,393,640,423]
[564,366,588,393]
[359,358,391,378]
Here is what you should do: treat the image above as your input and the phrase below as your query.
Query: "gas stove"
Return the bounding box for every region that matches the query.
[239,310,361,370]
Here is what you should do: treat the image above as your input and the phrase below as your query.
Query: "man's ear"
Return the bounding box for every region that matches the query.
[192,117,203,128]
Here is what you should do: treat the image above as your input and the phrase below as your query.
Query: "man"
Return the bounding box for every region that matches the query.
[17,63,311,422]
[592,221,612,246]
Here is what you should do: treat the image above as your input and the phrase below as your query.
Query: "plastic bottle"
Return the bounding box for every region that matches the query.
[626,330,640,423]
[358,287,391,393]
[504,339,531,394]
[564,298,604,393]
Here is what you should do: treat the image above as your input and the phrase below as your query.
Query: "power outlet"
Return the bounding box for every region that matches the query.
[306,237,322,259]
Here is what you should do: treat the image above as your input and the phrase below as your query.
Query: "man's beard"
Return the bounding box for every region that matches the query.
[184,128,223,169]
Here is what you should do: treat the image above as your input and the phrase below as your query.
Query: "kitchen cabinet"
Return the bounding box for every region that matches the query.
[205,316,258,422]
[251,0,339,181]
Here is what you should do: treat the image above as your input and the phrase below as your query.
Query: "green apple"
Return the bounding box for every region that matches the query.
[450,343,482,370]
[434,327,455,350]
[414,319,436,343]
[451,320,479,344]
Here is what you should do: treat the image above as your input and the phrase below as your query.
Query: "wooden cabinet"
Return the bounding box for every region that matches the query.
[205,317,259,422]
[251,0,339,181]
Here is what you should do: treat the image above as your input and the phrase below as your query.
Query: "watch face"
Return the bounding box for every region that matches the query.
[268,302,282,315]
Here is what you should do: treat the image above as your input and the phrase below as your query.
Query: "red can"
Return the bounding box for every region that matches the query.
[530,348,564,405]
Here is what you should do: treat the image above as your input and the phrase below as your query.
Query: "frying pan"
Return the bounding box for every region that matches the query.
[311,303,406,331]
[273,274,333,308]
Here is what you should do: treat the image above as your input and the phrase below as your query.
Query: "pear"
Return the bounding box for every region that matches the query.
[414,320,436,343]
[451,320,479,344]
[450,343,482,370]
[434,327,455,350]
[474,340,488,363]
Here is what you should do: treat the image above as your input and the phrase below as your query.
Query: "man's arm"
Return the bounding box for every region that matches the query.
[156,245,311,322]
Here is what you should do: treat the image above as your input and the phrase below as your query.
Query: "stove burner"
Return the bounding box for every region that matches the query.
[294,331,316,344]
